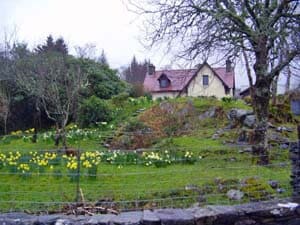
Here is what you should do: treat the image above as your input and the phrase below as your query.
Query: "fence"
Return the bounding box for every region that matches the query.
[0,130,294,214]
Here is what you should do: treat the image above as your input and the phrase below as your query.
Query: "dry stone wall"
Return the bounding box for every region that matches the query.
[0,200,299,225]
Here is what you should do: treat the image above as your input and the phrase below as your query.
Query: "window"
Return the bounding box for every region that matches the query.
[203,75,209,86]
[158,73,171,88]
[160,78,170,88]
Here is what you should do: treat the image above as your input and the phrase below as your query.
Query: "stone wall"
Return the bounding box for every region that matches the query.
[290,142,300,202]
[0,200,299,225]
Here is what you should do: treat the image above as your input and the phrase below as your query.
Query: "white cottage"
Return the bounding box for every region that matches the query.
[143,61,235,100]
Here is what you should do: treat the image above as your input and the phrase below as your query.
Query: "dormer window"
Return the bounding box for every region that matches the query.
[158,73,171,88]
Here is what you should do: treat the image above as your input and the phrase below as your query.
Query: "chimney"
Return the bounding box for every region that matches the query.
[147,63,155,75]
[226,59,232,73]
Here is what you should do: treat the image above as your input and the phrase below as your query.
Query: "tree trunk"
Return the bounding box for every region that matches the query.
[61,116,68,149]
[271,75,279,105]
[3,114,7,135]
[252,78,271,165]
[252,39,270,165]
[61,126,67,149]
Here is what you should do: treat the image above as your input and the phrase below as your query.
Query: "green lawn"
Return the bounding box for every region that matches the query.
[0,135,291,212]
[0,97,294,212]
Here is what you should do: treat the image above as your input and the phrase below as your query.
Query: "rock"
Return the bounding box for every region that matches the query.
[154,209,194,225]
[199,107,216,120]
[276,188,286,194]
[216,128,225,134]
[227,109,254,129]
[239,147,252,154]
[276,126,293,133]
[243,115,256,128]
[86,214,117,225]
[268,132,290,144]
[268,122,276,129]
[211,134,219,140]
[103,143,110,148]
[36,215,63,225]
[280,143,290,149]
[234,219,257,225]
[228,109,253,120]
[227,189,244,201]
[268,180,279,189]
[142,210,160,225]
[278,162,288,167]
[287,218,300,225]
[112,211,142,225]
[55,219,73,225]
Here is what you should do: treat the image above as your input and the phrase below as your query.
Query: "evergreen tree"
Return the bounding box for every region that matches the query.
[36,35,68,55]
[123,56,149,85]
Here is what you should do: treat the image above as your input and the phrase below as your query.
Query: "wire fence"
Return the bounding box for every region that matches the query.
[0,130,293,213]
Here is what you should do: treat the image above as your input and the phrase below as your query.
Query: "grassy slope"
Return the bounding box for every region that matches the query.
[0,97,294,212]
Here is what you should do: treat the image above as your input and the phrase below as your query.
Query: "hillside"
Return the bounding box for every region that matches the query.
[0,96,296,212]
[108,96,296,152]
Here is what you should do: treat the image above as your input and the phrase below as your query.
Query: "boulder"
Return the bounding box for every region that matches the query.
[268,180,279,189]
[228,108,253,120]
[228,108,254,128]
[199,107,216,120]
[276,126,293,133]
[227,189,244,201]
[243,115,256,128]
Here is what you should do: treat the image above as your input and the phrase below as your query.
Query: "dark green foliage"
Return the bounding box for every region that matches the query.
[221,97,234,103]
[0,35,129,133]
[35,35,68,55]
[79,58,128,99]
[111,92,130,106]
[78,96,112,127]
[123,119,149,132]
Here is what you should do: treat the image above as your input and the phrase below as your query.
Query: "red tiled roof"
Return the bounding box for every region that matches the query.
[213,67,235,89]
[143,63,235,93]
[144,69,197,92]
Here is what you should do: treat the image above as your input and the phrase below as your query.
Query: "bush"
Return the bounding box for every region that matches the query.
[129,84,145,98]
[111,92,130,106]
[78,96,112,127]
[221,97,234,103]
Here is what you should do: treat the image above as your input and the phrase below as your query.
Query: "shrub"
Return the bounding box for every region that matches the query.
[144,92,152,101]
[111,92,130,106]
[129,84,145,98]
[110,119,155,150]
[78,96,112,127]
[221,97,234,103]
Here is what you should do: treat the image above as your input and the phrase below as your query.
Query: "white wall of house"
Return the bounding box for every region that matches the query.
[151,91,180,100]
[187,65,233,98]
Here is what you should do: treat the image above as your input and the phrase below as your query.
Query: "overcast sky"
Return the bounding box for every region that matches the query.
[0,0,293,91]
[0,0,171,67]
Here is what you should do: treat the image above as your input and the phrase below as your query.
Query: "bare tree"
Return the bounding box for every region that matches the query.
[0,30,18,134]
[0,82,10,134]
[15,52,87,147]
[129,0,300,164]
[75,43,97,59]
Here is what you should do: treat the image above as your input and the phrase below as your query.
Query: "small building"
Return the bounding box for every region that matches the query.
[143,61,235,100]
[239,87,251,98]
